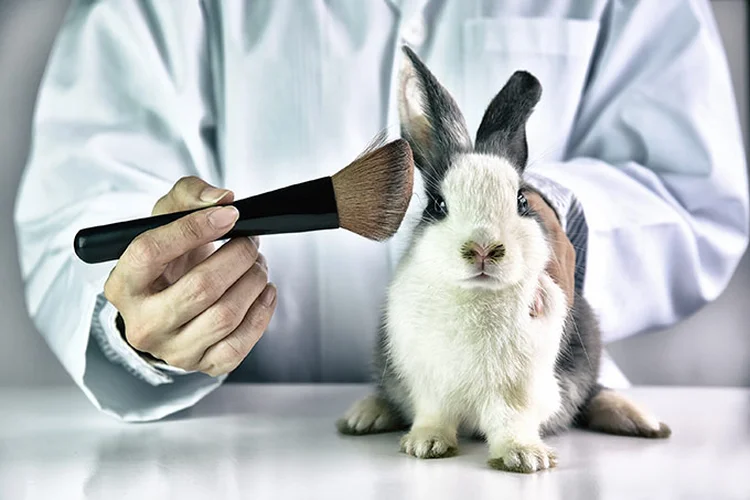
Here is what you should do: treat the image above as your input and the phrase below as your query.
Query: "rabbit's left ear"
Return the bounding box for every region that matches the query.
[475,71,542,172]
[398,46,471,183]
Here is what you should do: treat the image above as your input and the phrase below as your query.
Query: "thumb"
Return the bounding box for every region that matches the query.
[153,176,235,216]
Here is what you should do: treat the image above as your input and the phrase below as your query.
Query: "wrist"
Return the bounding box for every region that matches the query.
[114,312,194,375]
[115,312,163,364]
[90,295,173,386]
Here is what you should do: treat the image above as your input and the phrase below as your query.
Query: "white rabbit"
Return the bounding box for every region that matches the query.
[337,46,670,473]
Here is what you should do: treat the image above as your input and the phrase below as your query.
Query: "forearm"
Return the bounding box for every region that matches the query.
[13,0,225,420]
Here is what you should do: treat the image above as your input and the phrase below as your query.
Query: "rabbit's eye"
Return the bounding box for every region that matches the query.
[425,193,448,221]
[434,196,447,215]
[517,191,530,216]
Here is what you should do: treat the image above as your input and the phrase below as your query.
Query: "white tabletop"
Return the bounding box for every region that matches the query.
[1,384,749,500]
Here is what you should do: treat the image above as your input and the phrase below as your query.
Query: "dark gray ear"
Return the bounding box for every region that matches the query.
[398,46,472,183]
[475,71,542,171]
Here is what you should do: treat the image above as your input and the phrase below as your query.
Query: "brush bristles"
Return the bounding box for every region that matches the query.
[332,137,414,241]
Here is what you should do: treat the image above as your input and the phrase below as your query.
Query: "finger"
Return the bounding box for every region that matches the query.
[153,176,234,215]
[150,236,259,328]
[529,280,545,317]
[118,205,240,292]
[256,252,267,271]
[525,191,559,229]
[122,238,258,353]
[548,241,575,307]
[198,283,277,377]
[159,260,269,370]
[545,257,570,307]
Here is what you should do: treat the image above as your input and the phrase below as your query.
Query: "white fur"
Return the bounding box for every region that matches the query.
[384,154,568,471]
[340,394,399,434]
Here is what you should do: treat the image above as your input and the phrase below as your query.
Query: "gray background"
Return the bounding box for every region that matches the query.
[0,0,747,387]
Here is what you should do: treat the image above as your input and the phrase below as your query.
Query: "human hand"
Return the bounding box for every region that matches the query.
[103,176,277,377]
[525,190,576,316]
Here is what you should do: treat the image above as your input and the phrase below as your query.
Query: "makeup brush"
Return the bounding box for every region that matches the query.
[74,137,414,264]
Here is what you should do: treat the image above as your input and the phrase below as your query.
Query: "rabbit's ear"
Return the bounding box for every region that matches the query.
[475,71,541,172]
[398,46,471,183]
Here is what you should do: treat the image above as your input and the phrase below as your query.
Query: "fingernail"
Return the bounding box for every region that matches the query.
[200,186,231,203]
[208,206,239,229]
[260,284,277,306]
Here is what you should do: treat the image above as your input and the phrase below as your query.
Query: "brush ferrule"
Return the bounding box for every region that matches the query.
[231,176,340,236]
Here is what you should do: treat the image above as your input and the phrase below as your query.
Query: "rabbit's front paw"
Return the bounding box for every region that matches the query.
[488,441,557,473]
[400,427,458,459]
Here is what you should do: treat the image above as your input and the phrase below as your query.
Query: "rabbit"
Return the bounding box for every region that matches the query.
[336,46,671,473]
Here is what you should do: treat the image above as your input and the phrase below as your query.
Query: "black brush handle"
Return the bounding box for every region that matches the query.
[74,177,339,264]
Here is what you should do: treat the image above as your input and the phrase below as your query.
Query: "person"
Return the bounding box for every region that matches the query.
[14,0,748,422]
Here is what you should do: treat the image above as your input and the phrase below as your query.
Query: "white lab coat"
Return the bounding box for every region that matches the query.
[14,0,749,421]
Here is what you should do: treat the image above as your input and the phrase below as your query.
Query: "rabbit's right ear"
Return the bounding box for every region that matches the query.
[398,46,471,183]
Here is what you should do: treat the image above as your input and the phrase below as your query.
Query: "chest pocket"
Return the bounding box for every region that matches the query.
[460,17,600,164]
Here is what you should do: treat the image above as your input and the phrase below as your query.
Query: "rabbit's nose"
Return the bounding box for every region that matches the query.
[461,241,505,264]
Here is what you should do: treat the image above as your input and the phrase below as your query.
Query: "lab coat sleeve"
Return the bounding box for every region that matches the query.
[13,0,227,421]
[528,0,749,344]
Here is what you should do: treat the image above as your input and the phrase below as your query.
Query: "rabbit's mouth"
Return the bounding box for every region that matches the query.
[463,272,501,286]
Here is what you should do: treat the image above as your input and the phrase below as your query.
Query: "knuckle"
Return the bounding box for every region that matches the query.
[234,237,259,263]
[175,175,202,195]
[152,194,171,215]
[216,345,244,373]
[179,216,207,242]
[224,336,245,361]
[244,252,268,280]
[183,272,220,307]
[247,305,271,333]
[128,235,161,266]
[249,259,269,283]
[210,302,243,333]
[166,176,205,211]
[201,337,248,378]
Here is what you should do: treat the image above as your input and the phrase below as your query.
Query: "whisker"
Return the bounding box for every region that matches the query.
[568,313,592,371]
[526,140,567,169]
